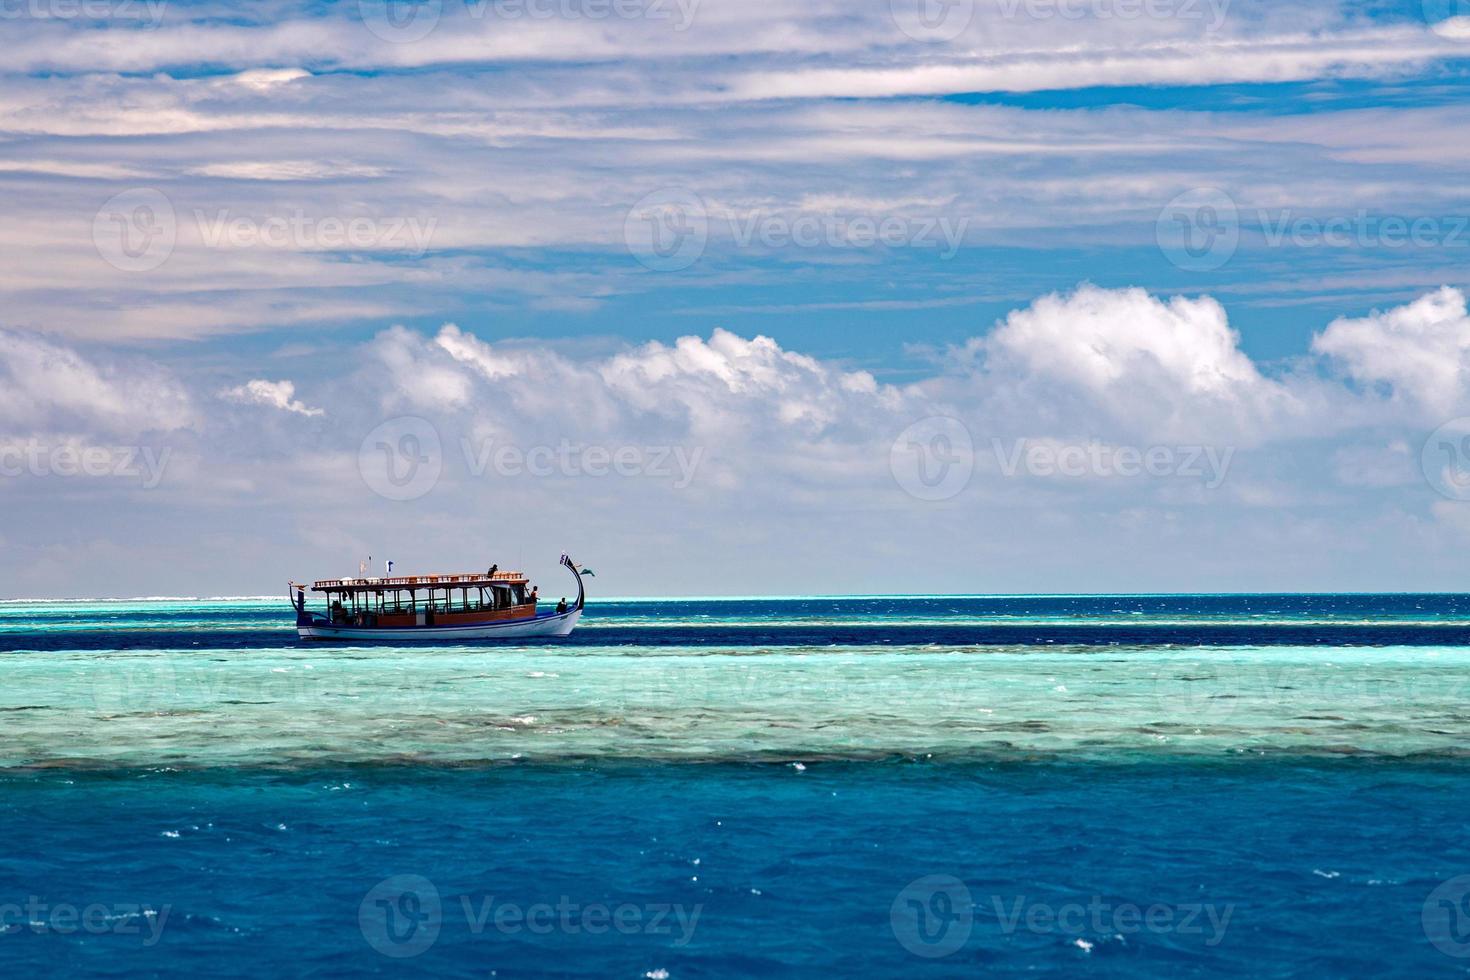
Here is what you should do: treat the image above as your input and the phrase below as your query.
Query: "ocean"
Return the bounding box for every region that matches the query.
[2,594,1469,976]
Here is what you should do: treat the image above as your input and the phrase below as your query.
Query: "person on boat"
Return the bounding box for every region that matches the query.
[529,587,538,604]
[331,599,345,623]
[556,597,568,614]
[487,563,498,577]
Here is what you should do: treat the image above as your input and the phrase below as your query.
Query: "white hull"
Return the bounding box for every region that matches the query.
[298,607,581,642]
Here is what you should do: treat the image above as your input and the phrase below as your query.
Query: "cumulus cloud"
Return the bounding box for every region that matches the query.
[351,322,912,502]
[953,284,1309,444]
[3,284,1468,595]
[219,379,324,417]
[598,328,892,438]
[369,325,476,412]
[1312,286,1470,419]
[0,329,195,435]
[340,284,1465,474]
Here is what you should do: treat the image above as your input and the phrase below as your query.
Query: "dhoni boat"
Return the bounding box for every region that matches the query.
[289,554,586,641]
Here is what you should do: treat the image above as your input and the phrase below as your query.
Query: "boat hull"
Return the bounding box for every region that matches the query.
[298,607,581,642]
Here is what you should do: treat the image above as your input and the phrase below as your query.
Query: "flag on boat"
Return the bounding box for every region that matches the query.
[387,560,395,574]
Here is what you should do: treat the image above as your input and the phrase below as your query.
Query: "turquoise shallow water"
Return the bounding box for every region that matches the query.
[3,595,1470,975]
[2,594,1470,767]
[3,642,1470,767]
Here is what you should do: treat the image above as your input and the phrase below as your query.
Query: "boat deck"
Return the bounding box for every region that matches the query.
[308,571,528,592]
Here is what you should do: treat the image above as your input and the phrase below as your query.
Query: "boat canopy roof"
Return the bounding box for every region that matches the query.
[305,571,528,593]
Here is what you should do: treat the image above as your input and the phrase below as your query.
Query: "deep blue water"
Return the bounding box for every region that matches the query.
[1,761,1468,977]
[7,593,1470,651]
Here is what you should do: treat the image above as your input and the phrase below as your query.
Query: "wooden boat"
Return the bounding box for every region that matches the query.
[290,554,585,641]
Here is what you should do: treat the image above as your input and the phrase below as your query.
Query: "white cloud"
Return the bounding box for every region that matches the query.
[960,284,1309,444]
[370,325,476,412]
[0,329,195,435]
[226,68,312,92]
[599,328,894,438]
[219,378,324,417]
[4,284,1470,595]
[1312,286,1470,419]
[362,322,906,467]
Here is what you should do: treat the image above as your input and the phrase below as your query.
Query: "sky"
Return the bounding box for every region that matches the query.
[4,0,1470,598]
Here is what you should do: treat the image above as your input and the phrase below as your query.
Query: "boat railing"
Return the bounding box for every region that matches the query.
[312,572,526,590]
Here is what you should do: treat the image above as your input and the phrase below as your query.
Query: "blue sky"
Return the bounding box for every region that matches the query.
[4,0,1470,597]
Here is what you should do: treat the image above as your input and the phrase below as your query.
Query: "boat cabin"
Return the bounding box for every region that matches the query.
[294,570,538,629]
